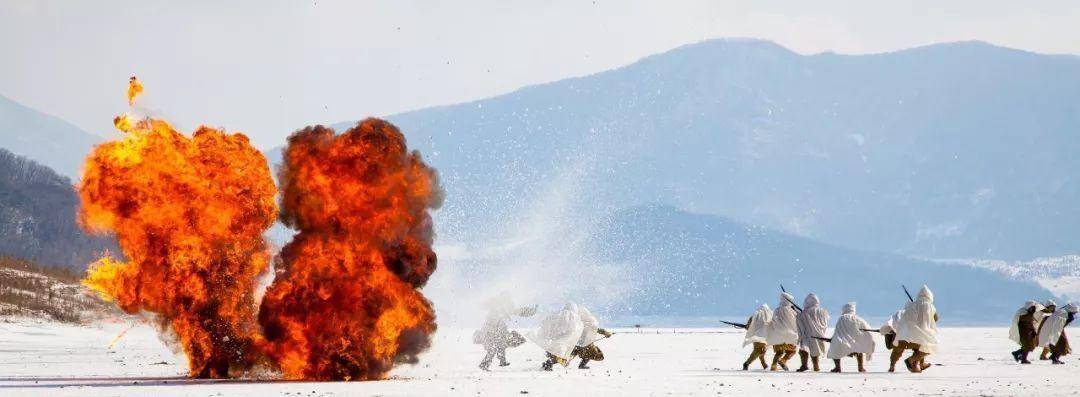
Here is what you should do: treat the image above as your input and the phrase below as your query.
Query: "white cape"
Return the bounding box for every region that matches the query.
[576,305,602,347]
[766,293,799,346]
[1037,303,1077,348]
[744,304,772,347]
[827,303,875,360]
[528,303,585,359]
[896,285,939,354]
[879,309,903,334]
[1008,301,1039,345]
[796,293,830,356]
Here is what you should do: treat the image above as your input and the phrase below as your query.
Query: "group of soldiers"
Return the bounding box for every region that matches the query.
[474,294,611,371]
[1009,300,1078,364]
[473,285,1076,374]
[736,285,939,373]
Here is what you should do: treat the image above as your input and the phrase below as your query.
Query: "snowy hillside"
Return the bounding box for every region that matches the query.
[0,149,117,269]
[949,255,1080,300]
[585,205,1051,324]
[0,256,109,322]
[312,39,1080,261]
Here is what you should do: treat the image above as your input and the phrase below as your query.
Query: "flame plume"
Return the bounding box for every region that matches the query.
[79,97,277,378]
[80,80,442,380]
[258,120,443,381]
[127,76,143,106]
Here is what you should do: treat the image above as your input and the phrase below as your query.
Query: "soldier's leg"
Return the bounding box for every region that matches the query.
[780,349,796,371]
[856,353,866,372]
[770,346,782,371]
[811,355,821,372]
[1040,347,1050,360]
[479,348,495,370]
[888,344,905,372]
[908,350,926,373]
[756,343,768,369]
[796,350,810,372]
[541,353,557,371]
[830,358,842,373]
[498,348,509,366]
[743,348,759,370]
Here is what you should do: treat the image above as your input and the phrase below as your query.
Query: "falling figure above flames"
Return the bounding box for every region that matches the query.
[79,79,443,381]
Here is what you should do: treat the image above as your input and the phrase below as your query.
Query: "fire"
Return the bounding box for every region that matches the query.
[79,85,278,378]
[258,120,443,380]
[79,79,442,381]
[127,76,143,106]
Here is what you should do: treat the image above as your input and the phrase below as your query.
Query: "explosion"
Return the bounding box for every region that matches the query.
[80,115,277,378]
[79,79,442,381]
[258,121,443,380]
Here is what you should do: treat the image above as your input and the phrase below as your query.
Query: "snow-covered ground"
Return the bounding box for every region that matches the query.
[1,322,1078,396]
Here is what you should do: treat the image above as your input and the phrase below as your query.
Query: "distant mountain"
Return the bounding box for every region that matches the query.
[589,205,1053,324]
[0,149,116,269]
[952,255,1080,301]
[319,39,1080,260]
[0,94,100,181]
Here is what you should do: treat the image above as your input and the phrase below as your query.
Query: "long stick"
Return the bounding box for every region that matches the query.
[107,323,136,349]
[812,336,832,342]
[720,320,748,329]
[902,285,914,303]
[860,328,882,333]
[784,296,803,312]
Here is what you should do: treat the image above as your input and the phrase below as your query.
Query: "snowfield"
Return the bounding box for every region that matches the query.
[1,322,1078,396]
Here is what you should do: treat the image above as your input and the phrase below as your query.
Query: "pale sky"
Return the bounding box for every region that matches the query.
[2,0,1078,149]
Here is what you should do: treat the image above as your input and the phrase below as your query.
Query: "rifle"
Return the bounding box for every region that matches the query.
[860,328,881,333]
[780,284,803,312]
[902,285,915,303]
[720,320,748,329]
[812,336,832,342]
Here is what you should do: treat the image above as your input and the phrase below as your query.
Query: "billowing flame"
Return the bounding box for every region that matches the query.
[258,120,443,380]
[127,76,143,106]
[80,80,442,381]
[79,113,277,378]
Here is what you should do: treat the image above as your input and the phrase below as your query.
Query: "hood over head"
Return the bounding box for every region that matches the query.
[917,285,933,303]
[842,302,856,315]
[804,293,820,308]
[779,292,795,307]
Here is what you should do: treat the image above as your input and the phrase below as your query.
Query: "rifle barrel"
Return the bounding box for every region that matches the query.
[902,285,915,303]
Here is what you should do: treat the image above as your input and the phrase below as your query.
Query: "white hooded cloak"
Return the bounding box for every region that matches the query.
[1034,299,1055,328]
[766,293,799,346]
[1037,303,1078,348]
[879,309,904,335]
[896,285,939,354]
[1008,300,1039,345]
[827,302,875,360]
[576,305,603,347]
[744,304,772,347]
[796,293,830,356]
[528,302,585,359]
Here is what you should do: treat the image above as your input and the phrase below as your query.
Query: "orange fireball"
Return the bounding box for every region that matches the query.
[258,120,443,380]
[79,85,277,378]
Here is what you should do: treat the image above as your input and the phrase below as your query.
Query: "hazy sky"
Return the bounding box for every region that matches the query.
[2,0,1078,149]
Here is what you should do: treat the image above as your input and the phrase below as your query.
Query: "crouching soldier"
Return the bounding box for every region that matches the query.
[891,285,938,373]
[741,304,772,370]
[1038,302,1078,365]
[796,293,829,372]
[826,302,875,373]
[1037,300,1057,360]
[1008,300,1040,364]
[767,293,800,371]
[532,302,612,371]
[476,292,537,371]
